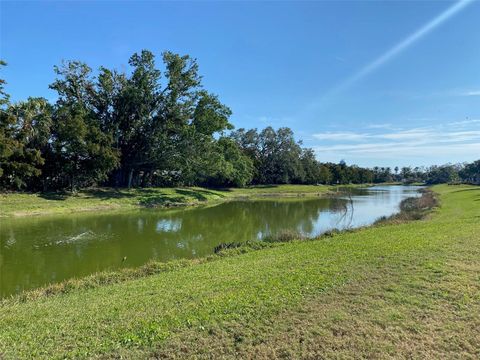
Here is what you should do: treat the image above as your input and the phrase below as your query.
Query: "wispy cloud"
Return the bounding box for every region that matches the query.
[461,90,480,97]
[301,0,474,114]
[314,126,480,143]
[312,131,369,141]
[312,120,480,165]
[366,123,396,130]
[380,128,433,141]
[379,89,480,100]
[314,142,480,158]
[335,0,474,92]
[334,56,347,64]
[448,119,480,127]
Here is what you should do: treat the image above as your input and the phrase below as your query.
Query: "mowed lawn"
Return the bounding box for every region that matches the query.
[0,185,479,359]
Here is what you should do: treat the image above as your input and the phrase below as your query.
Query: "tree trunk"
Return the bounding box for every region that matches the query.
[127,169,134,189]
[71,174,75,193]
[141,171,151,187]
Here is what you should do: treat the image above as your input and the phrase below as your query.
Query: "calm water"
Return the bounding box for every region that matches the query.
[0,185,422,298]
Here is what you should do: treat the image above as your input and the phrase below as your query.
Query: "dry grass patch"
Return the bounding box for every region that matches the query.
[154,233,480,359]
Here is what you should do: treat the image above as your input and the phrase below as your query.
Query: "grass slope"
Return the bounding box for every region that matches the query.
[0,184,331,217]
[0,185,479,359]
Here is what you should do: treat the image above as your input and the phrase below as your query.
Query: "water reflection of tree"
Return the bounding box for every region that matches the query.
[334,193,354,229]
[0,198,349,298]
[152,198,349,253]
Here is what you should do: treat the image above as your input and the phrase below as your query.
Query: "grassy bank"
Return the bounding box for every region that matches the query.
[0,184,333,217]
[1,185,479,358]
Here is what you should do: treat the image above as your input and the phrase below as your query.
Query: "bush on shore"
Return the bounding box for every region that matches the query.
[375,189,438,225]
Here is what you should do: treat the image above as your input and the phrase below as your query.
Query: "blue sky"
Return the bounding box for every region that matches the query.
[1,0,479,167]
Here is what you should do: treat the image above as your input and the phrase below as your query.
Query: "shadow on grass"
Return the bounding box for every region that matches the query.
[451,187,480,193]
[139,195,185,207]
[452,187,480,201]
[39,188,138,202]
[82,188,137,200]
[248,185,279,189]
[176,188,226,200]
[36,187,227,207]
[38,192,69,201]
[138,188,226,207]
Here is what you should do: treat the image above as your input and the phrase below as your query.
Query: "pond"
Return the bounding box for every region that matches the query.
[0,185,422,298]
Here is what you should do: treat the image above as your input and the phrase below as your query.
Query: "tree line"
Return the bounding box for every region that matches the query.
[1,51,479,191]
[388,162,480,185]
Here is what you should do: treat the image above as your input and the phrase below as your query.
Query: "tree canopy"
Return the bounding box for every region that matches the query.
[0,52,478,191]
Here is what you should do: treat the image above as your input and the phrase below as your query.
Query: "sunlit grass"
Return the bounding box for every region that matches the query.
[0,185,478,358]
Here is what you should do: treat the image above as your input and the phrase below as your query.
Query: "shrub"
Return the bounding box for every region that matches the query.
[263,229,304,243]
[376,189,438,225]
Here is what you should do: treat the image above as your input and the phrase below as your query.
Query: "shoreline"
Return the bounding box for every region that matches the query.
[1,185,433,305]
[0,184,376,218]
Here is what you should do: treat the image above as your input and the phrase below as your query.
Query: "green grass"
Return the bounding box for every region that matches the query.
[0,184,331,217]
[0,184,479,358]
